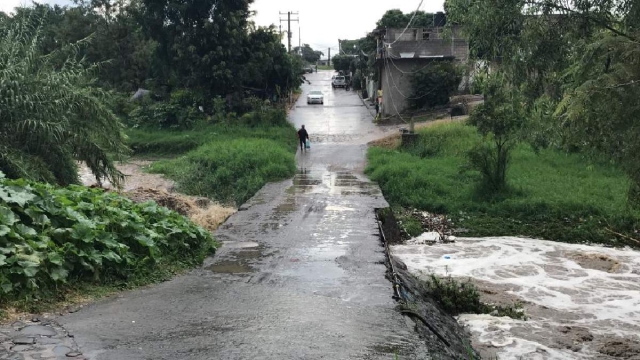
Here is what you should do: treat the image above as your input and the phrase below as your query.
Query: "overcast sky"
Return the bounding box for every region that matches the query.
[1,0,445,57]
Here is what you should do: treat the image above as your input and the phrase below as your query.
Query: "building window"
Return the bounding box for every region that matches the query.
[422,31,430,40]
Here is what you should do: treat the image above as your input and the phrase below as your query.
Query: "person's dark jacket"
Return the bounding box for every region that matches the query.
[298,128,309,141]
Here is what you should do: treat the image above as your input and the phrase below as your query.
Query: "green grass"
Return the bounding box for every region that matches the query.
[127,123,298,156]
[149,137,296,206]
[127,113,299,206]
[366,122,639,246]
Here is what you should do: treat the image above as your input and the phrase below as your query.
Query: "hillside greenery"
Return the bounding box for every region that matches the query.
[367,122,639,247]
[0,172,215,311]
[445,0,640,205]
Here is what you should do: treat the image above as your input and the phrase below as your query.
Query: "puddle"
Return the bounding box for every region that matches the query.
[223,242,260,249]
[206,261,254,274]
[206,246,267,274]
[274,199,297,213]
[305,244,348,261]
[325,205,355,212]
[280,260,345,280]
[391,237,640,359]
[368,344,402,355]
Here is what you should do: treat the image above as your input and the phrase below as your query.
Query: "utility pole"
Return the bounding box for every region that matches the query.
[298,26,301,55]
[328,48,331,67]
[279,11,299,53]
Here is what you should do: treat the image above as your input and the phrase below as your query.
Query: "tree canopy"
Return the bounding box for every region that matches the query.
[0,0,303,185]
[446,0,640,202]
[0,14,128,186]
[376,9,435,29]
[294,44,323,64]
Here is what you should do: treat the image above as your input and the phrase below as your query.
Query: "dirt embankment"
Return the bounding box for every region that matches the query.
[80,161,235,232]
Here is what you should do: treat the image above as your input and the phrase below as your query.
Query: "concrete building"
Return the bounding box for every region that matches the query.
[372,16,470,116]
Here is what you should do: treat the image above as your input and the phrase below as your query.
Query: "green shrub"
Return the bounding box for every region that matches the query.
[151,138,296,205]
[0,173,215,301]
[421,274,526,319]
[127,89,207,130]
[367,122,639,246]
[409,61,462,110]
[424,275,483,315]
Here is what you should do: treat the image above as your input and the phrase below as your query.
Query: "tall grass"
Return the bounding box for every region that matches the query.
[367,122,638,246]
[151,138,296,205]
[127,107,298,206]
[127,123,298,156]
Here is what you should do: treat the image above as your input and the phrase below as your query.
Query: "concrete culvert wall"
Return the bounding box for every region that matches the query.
[376,208,403,245]
[376,208,480,360]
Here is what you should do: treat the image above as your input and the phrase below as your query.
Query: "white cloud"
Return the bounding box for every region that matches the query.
[251,0,445,54]
[1,0,74,14]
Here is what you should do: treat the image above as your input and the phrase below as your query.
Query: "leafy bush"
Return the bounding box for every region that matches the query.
[127,89,207,130]
[422,274,526,319]
[409,61,462,110]
[467,73,525,193]
[332,55,353,72]
[423,275,483,315]
[0,173,215,301]
[151,139,296,205]
[0,13,129,187]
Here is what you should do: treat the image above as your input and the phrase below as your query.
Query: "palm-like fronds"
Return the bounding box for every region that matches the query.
[0,12,128,187]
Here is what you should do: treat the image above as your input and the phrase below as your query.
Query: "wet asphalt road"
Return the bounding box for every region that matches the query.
[57,71,429,359]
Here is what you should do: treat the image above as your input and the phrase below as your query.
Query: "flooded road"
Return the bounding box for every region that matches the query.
[393,236,640,359]
[56,71,429,359]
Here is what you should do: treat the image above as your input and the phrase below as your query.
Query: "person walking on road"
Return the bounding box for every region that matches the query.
[298,125,309,153]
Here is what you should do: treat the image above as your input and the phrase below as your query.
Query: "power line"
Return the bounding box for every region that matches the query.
[382,55,409,122]
[279,11,299,52]
[384,0,425,46]
[388,55,438,75]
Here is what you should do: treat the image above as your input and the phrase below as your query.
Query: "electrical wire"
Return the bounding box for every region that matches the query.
[383,0,425,46]
[382,55,409,122]
[388,55,438,75]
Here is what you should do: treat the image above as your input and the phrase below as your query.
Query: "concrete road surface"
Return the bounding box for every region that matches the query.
[55,71,429,359]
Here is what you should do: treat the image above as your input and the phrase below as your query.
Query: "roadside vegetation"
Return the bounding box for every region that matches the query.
[0,0,306,317]
[416,274,526,320]
[0,173,214,316]
[368,1,640,247]
[150,136,296,206]
[367,122,638,246]
[126,102,298,206]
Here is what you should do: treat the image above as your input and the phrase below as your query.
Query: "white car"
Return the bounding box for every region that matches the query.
[332,76,346,89]
[307,90,324,105]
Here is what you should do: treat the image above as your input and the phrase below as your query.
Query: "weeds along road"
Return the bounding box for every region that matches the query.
[58,70,429,359]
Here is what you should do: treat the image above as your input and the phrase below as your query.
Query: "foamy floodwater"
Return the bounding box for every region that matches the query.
[391,237,640,359]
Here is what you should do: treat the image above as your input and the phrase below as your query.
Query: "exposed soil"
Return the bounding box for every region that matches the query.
[599,337,640,359]
[80,161,236,232]
[125,188,236,232]
[80,160,174,192]
[567,251,621,273]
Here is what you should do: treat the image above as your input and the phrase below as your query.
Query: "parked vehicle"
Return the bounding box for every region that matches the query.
[303,66,314,74]
[307,90,324,105]
[332,76,346,89]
